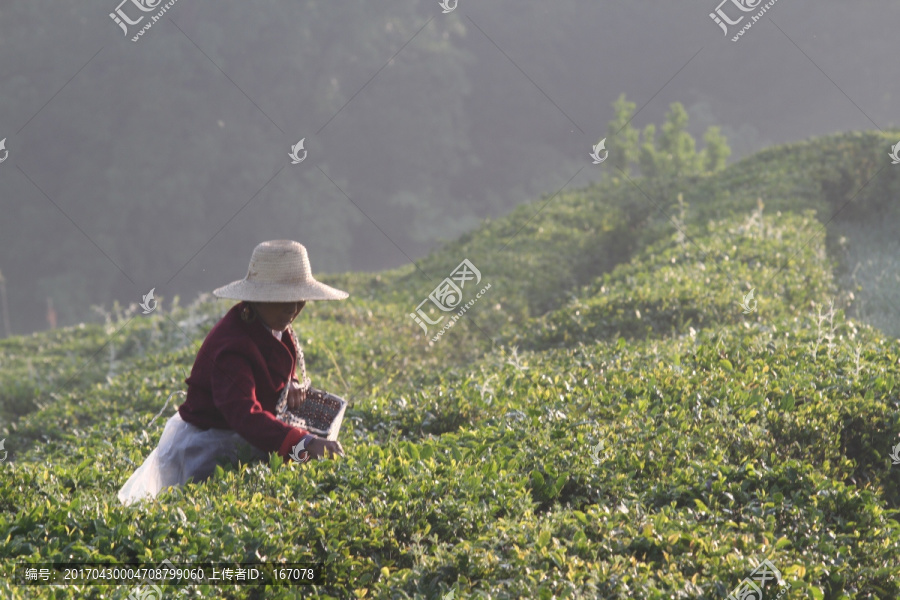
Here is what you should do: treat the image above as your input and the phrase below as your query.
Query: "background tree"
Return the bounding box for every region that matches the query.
[634,102,732,180]
[3,0,895,334]
[606,93,640,176]
[657,103,703,177]
[702,126,731,173]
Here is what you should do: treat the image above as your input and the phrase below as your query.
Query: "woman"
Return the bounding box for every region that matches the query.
[118,240,346,506]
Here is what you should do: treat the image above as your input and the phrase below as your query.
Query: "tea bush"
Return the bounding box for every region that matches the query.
[524,209,835,347]
[1,131,899,599]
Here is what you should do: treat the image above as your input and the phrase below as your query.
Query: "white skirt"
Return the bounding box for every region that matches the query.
[117,412,268,506]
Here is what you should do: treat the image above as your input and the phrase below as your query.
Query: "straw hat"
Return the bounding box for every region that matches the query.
[213,240,348,302]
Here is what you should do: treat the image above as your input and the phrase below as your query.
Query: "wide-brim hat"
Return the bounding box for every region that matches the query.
[213,240,349,302]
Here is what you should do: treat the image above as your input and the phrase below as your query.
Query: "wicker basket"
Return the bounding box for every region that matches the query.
[278,387,347,441]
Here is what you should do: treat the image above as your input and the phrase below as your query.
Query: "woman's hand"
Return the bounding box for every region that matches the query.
[306,437,345,459]
[287,381,306,410]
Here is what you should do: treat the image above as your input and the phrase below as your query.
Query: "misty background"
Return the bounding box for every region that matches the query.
[0,0,897,335]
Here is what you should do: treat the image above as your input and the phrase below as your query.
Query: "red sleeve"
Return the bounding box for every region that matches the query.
[210,351,308,456]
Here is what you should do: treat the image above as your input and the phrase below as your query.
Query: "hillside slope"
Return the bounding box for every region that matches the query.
[1,132,899,599]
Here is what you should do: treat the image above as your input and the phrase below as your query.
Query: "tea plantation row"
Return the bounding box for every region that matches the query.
[1,131,899,598]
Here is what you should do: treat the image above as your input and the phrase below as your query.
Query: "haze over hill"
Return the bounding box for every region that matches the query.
[1,0,899,334]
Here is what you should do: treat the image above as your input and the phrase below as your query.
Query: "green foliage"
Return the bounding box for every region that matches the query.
[639,123,659,178]
[630,101,731,181]
[2,132,900,599]
[703,126,731,173]
[605,93,641,174]
[527,209,835,347]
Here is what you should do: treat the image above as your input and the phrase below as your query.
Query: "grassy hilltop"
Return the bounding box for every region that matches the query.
[1,131,900,599]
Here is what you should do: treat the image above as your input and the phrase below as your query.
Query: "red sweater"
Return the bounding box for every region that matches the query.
[178,301,307,460]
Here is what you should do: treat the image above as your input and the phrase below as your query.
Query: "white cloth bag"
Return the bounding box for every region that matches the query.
[117,412,267,506]
[118,326,302,506]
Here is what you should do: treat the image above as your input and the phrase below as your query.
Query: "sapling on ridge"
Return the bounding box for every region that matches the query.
[728,199,766,240]
[810,298,839,361]
[476,372,497,404]
[503,346,529,372]
[91,300,138,336]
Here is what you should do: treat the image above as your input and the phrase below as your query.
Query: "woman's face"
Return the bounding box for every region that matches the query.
[252,301,306,331]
